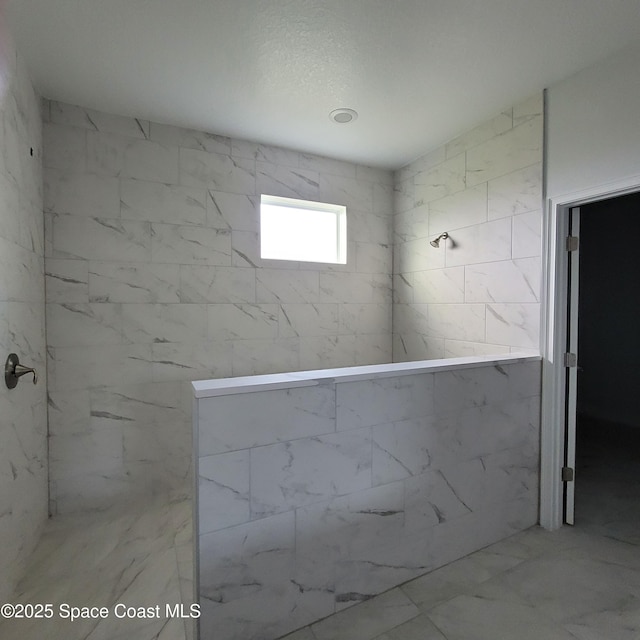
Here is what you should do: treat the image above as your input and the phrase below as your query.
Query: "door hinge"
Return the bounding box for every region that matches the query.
[566,235,579,251]
[564,352,578,367]
[562,466,574,482]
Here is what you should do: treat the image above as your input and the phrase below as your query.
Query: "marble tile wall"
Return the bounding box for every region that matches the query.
[42,100,394,513]
[195,359,541,640]
[393,94,543,361]
[0,45,47,602]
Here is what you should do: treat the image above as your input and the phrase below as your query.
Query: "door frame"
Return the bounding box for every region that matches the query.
[540,173,640,530]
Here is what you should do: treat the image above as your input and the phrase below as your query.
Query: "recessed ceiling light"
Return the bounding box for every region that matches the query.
[329,108,358,124]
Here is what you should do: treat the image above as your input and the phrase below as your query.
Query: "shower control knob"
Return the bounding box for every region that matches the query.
[4,353,38,389]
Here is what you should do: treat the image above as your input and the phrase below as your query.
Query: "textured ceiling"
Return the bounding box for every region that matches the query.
[6,0,640,168]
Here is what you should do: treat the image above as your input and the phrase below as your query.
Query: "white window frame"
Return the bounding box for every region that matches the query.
[259,194,347,264]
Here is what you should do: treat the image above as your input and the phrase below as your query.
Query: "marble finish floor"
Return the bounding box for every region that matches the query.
[0,492,194,640]
[282,419,640,640]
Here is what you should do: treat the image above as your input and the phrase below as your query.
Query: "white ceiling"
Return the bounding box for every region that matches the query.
[6,0,640,169]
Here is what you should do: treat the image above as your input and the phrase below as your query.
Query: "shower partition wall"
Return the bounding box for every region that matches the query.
[192,354,541,640]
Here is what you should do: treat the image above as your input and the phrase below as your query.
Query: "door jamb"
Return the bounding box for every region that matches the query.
[540,174,640,530]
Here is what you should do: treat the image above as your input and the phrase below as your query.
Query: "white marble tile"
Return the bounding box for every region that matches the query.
[180,148,255,195]
[445,218,512,267]
[512,92,544,127]
[199,510,295,605]
[45,258,89,302]
[231,139,299,167]
[89,262,180,303]
[250,428,372,517]
[122,303,207,344]
[357,164,394,186]
[46,302,122,346]
[512,209,542,258]
[44,169,119,217]
[311,587,419,640]
[231,230,261,267]
[445,110,513,158]
[198,385,335,455]
[393,177,414,214]
[432,365,511,414]
[465,257,540,303]
[151,341,233,382]
[49,425,123,477]
[296,482,406,571]
[488,164,542,220]
[337,373,434,430]
[355,242,392,274]
[150,223,231,265]
[319,173,374,210]
[486,303,540,349]
[355,333,392,365]
[299,335,358,370]
[257,269,319,303]
[300,153,356,178]
[48,344,153,391]
[120,179,207,225]
[320,272,376,303]
[443,340,511,358]
[42,123,86,171]
[50,101,151,139]
[466,117,543,186]
[51,215,152,262]
[87,131,179,183]
[279,303,339,337]
[150,122,231,154]
[404,468,473,533]
[412,267,465,304]
[256,161,320,201]
[429,184,487,236]
[427,303,485,341]
[372,417,437,485]
[349,208,392,245]
[340,303,391,335]
[373,182,394,215]
[232,338,300,376]
[207,190,258,231]
[179,265,255,303]
[414,154,466,205]
[392,303,429,337]
[209,303,278,340]
[199,450,250,533]
[397,236,445,273]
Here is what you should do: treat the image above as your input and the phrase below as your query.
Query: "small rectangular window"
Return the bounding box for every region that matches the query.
[260,194,347,264]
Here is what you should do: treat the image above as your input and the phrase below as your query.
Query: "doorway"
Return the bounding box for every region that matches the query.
[564,192,640,535]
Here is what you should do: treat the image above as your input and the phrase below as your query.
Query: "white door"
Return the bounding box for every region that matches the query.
[564,207,580,525]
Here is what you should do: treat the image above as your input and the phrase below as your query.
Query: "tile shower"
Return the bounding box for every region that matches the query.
[0,34,545,640]
[193,357,541,639]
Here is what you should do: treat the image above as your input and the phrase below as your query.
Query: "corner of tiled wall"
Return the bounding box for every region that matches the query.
[392,93,544,362]
[0,44,47,602]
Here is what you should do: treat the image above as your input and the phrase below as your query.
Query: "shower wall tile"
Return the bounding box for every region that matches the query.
[256,162,319,200]
[393,94,543,361]
[89,262,181,303]
[45,258,89,302]
[250,428,372,517]
[50,215,152,262]
[199,450,250,533]
[465,257,541,303]
[195,359,541,639]
[0,46,47,603]
[44,169,119,217]
[120,179,207,225]
[44,100,393,514]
